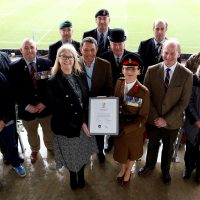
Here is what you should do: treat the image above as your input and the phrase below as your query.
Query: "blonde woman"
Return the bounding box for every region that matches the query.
[47,44,97,190]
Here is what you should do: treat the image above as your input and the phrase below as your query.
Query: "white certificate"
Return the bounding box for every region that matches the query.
[89,97,119,135]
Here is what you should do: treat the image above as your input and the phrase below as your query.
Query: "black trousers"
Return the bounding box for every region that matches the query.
[145,124,178,174]
[95,135,104,154]
[184,140,200,173]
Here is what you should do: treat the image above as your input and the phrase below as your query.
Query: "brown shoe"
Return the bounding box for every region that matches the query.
[30,152,38,164]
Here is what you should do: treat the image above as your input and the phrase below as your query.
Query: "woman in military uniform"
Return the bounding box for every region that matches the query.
[113,53,150,185]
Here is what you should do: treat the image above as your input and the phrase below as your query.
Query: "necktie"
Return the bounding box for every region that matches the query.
[30,62,37,89]
[116,57,120,66]
[164,68,171,91]
[155,43,162,62]
[98,33,104,51]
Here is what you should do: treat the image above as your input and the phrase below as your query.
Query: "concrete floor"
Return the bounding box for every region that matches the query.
[0,128,200,200]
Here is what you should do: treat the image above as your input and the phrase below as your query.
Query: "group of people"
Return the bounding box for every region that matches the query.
[0,8,200,191]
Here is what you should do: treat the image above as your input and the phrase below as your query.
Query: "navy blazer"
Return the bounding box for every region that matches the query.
[99,50,132,86]
[82,28,111,55]
[0,72,14,122]
[9,57,53,121]
[47,71,88,137]
[0,52,11,77]
[48,40,80,64]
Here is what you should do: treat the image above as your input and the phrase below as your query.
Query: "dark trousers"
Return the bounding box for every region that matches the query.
[0,124,20,167]
[95,135,104,154]
[184,140,200,173]
[146,124,178,173]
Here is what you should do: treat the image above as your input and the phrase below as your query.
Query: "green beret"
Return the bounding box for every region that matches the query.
[59,20,72,29]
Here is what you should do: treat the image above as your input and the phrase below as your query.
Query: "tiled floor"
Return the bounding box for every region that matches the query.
[0,127,200,200]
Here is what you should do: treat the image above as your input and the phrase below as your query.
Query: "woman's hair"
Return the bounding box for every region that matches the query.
[195,65,200,78]
[51,44,81,76]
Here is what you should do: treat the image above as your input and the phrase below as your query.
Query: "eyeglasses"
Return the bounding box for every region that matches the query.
[58,55,74,61]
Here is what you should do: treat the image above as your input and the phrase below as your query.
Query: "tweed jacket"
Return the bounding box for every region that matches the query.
[99,49,132,86]
[9,57,52,121]
[78,56,113,97]
[82,28,111,55]
[48,40,80,64]
[144,62,193,129]
[47,71,88,137]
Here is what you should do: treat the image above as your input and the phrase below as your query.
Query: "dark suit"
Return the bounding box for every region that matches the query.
[99,50,131,86]
[138,38,181,83]
[47,71,88,138]
[79,56,113,154]
[48,40,80,64]
[144,62,193,173]
[0,52,11,77]
[82,28,111,55]
[9,57,52,121]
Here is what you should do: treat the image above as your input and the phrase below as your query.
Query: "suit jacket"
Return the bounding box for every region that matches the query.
[144,62,193,129]
[82,28,111,55]
[9,57,53,121]
[0,72,14,122]
[99,50,132,86]
[0,51,11,77]
[47,71,88,137]
[78,57,113,97]
[48,40,80,64]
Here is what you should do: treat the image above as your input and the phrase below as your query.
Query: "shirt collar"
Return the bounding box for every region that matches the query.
[163,62,177,73]
[125,79,137,92]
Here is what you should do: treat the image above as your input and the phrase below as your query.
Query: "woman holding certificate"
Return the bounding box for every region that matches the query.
[47,44,97,190]
[113,53,150,185]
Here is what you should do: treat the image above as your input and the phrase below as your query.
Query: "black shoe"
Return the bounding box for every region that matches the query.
[104,146,113,153]
[162,172,171,185]
[182,169,191,180]
[97,153,105,163]
[69,171,78,190]
[138,166,154,176]
[195,172,200,184]
[19,157,24,164]
[78,166,85,188]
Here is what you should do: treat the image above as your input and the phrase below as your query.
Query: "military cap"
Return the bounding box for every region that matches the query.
[121,53,144,73]
[95,9,109,18]
[108,28,126,42]
[59,20,72,29]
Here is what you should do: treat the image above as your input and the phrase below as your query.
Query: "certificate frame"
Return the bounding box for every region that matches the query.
[89,97,119,135]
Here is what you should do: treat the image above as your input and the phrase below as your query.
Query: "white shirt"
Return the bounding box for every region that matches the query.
[163,62,177,84]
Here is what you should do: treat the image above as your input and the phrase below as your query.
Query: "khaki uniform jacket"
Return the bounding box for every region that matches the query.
[113,79,150,162]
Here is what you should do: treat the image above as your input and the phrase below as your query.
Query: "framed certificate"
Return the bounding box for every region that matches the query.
[89,97,119,135]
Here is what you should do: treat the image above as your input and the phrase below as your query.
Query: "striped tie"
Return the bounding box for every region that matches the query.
[164,68,171,91]
[98,33,104,51]
[30,62,37,89]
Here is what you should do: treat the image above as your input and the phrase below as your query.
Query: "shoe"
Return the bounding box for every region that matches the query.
[19,156,24,164]
[13,165,26,177]
[30,152,38,164]
[182,169,192,180]
[97,153,105,163]
[195,172,200,184]
[116,176,124,184]
[122,174,131,186]
[104,146,112,153]
[162,172,171,185]
[138,166,154,176]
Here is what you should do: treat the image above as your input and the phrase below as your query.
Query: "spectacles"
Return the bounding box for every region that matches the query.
[58,55,74,61]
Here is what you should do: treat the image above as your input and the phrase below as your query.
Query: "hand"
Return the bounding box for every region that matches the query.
[82,123,90,137]
[26,105,39,113]
[195,120,200,128]
[36,103,46,113]
[154,117,167,128]
[0,120,5,132]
